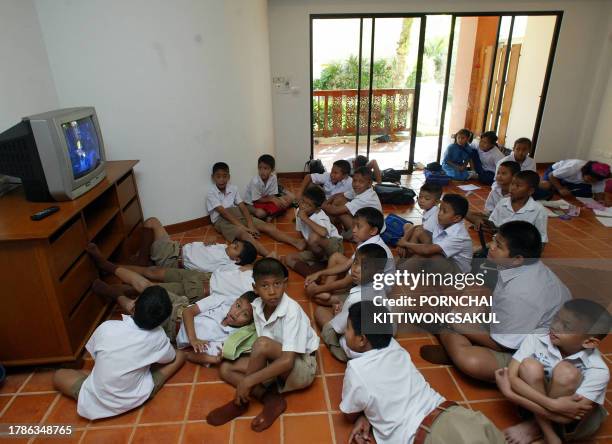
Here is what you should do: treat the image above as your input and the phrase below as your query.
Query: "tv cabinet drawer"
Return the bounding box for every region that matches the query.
[59,254,98,314]
[117,173,137,209]
[123,198,142,234]
[49,218,87,278]
[68,290,107,351]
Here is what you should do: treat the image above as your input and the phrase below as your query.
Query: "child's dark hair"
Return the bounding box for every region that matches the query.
[581,161,611,181]
[239,290,258,304]
[562,299,611,340]
[442,194,468,218]
[355,155,368,168]
[258,154,275,170]
[348,301,393,349]
[353,166,372,181]
[212,162,230,174]
[498,160,521,177]
[303,185,326,208]
[455,128,473,143]
[420,182,443,200]
[332,159,351,176]
[237,240,257,266]
[497,221,542,261]
[354,207,384,234]
[253,257,288,281]
[514,170,540,190]
[481,131,498,145]
[513,138,532,150]
[133,286,172,330]
[357,244,388,283]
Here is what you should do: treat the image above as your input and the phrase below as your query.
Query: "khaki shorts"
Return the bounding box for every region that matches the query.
[321,322,348,362]
[213,207,266,242]
[159,290,189,342]
[70,369,165,401]
[277,353,318,394]
[150,238,181,268]
[558,404,608,441]
[297,237,344,265]
[490,350,513,369]
[424,405,505,444]
[161,269,212,303]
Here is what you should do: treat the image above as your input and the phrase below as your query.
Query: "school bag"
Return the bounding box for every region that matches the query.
[381,168,402,183]
[424,162,450,186]
[374,183,415,205]
[381,213,412,246]
[304,159,325,174]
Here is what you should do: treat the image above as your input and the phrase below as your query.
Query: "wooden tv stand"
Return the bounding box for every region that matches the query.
[0,160,144,367]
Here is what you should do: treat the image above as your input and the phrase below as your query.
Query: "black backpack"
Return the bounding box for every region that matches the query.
[304,159,325,174]
[374,183,415,205]
[381,168,402,183]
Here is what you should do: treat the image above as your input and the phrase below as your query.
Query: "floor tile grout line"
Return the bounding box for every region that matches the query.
[445,367,470,408]
[317,344,338,444]
[178,364,199,443]
[39,392,61,425]
[228,418,235,444]
[126,402,144,443]
[280,413,285,444]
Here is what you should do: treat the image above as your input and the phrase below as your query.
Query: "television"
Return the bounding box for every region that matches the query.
[0,107,107,202]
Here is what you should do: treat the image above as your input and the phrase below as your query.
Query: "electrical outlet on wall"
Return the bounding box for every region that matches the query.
[272,76,297,94]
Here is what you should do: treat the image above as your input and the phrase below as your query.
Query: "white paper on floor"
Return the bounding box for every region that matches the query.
[596,216,612,227]
[541,199,570,209]
[457,184,481,192]
[594,208,612,218]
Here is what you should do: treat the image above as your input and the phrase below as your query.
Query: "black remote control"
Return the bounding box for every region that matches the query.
[31,206,60,221]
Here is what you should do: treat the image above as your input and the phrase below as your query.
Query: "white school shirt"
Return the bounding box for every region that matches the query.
[489,197,548,242]
[340,339,445,444]
[182,243,235,272]
[77,315,176,420]
[244,174,278,205]
[209,266,254,300]
[496,153,537,173]
[252,293,320,354]
[550,159,607,193]
[421,205,439,233]
[344,187,383,215]
[513,334,610,405]
[206,184,243,224]
[431,221,473,273]
[328,285,369,359]
[484,183,508,215]
[176,293,237,352]
[311,172,353,199]
[295,208,341,240]
[352,235,396,276]
[490,261,571,350]
[478,147,505,173]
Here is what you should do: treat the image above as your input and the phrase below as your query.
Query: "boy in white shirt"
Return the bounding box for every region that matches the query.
[397,182,442,258]
[341,301,505,444]
[322,166,383,238]
[53,286,186,420]
[207,162,306,257]
[315,243,388,362]
[285,185,344,277]
[496,137,537,173]
[398,193,473,274]
[304,207,394,305]
[244,154,294,221]
[496,299,610,444]
[471,131,505,185]
[206,258,319,432]
[297,159,353,200]
[422,221,570,382]
[178,291,257,366]
[541,159,610,201]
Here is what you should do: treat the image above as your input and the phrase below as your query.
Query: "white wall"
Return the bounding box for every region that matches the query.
[0,0,58,132]
[268,0,612,169]
[34,0,274,224]
[505,16,556,146]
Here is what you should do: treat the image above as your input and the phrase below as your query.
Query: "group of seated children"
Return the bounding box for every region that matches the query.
[52,149,610,443]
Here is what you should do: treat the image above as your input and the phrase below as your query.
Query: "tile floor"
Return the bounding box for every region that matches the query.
[1,173,612,444]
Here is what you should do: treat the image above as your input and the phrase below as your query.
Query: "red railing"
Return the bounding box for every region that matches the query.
[312,88,415,138]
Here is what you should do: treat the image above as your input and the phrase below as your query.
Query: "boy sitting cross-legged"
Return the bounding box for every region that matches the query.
[315,243,389,362]
[340,301,505,444]
[496,299,611,444]
[421,221,571,382]
[206,258,319,432]
[304,207,394,306]
[244,154,294,221]
[207,162,305,257]
[284,185,344,277]
[53,286,186,420]
[297,159,353,201]
[397,182,442,258]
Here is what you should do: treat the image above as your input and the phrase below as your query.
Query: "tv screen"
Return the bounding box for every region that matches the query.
[61,116,102,179]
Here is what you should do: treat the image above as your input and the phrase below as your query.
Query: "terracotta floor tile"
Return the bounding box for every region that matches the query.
[325,375,344,411]
[469,400,522,430]
[397,338,436,368]
[233,417,281,444]
[182,421,231,443]
[166,361,197,385]
[81,427,133,443]
[0,372,30,394]
[89,404,140,427]
[0,393,56,423]
[140,385,190,424]
[331,412,357,444]
[284,377,327,413]
[20,369,55,393]
[420,368,463,402]
[287,282,308,301]
[449,368,503,401]
[188,383,257,421]
[196,365,223,383]
[283,414,333,443]
[43,395,89,427]
[131,424,181,444]
[32,430,84,443]
[0,396,11,413]
[318,345,347,375]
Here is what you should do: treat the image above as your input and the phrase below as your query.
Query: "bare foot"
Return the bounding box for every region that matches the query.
[206,400,249,426]
[117,295,136,315]
[251,390,286,432]
[266,251,279,259]
[293,238,307,251]
[419,345,452,366]
[186,351,222,366]
[312,292,333,306]
[504,420,541,444]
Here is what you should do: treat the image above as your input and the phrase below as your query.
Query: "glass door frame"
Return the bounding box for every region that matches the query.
[310,10,563,172]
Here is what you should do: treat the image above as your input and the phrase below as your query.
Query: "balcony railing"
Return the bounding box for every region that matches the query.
[312,88,415,138]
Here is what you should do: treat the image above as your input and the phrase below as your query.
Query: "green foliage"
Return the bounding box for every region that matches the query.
[313,55,395,90]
